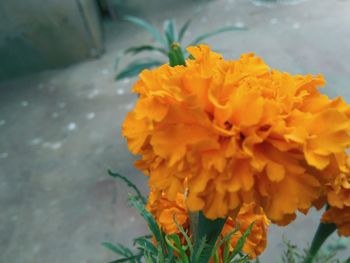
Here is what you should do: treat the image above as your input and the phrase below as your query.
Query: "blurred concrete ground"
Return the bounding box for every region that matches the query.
[1,0,350,262]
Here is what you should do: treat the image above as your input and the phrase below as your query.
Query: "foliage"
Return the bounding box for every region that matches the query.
[108,169,146,204]
[281,236,350,263]
[104,171,253,263]
[115,16,246,80]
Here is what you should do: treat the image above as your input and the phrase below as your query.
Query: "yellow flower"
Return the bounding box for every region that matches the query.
[122,45,350,224]
[146,190,270,259]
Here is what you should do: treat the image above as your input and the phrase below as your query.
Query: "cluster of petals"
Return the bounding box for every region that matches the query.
[322,164,350,236]
[122,44,350,224]
[221,203,269,258]
[146,189,269,258]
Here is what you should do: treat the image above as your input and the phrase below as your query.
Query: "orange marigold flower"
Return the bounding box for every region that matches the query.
[221,203,269,258]
[147,189,189,234]
[122,45,350,224]
[327,172,350,209]
[146,190,270,258]
[322,166,350,236]
[322,207,350,236]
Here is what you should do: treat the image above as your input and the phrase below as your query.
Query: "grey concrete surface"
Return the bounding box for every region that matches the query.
[1,0,350,262]
[0,0,103,81]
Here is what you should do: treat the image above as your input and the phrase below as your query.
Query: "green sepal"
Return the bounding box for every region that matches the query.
[168,43,186,67]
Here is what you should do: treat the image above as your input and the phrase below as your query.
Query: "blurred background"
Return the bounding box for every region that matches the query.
[1,0,350,262]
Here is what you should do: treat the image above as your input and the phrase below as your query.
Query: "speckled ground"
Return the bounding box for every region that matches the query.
[1,0,350,262]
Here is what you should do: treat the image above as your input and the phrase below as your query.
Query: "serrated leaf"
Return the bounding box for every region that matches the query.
[108,170,147,204]
[228,222,254,261]
[129,195,167,257]
[190,25,247,46]
[178,19,191,43]
[109,254,142,263]
[164,19,176,46]
[192,236,208,263]
[211,224,240,258]
[115,59,163,80]
[173,215,193,257]
[102,242,133,257]
[165,234,181,254]
[143,248,155,263]
[133,237,158,256]
[124,15,167,47]
[166,234,189,263]
[133,234,153,241]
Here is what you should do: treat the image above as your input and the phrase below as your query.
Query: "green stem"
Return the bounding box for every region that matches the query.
[303,222,336,263]
[191,212,227,263]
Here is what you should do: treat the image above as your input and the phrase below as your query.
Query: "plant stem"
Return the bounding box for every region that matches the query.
[191,212,227,263]
[303,222,336,263]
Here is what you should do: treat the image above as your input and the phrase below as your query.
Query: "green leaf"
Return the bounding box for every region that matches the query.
[303,222,337,263]
[133,237,158,256]
[281,237,302,263]
[191,212,227,263]
[102,242,133,257]
[165,235,181,254]
[108,170,147,204]
[213,250,220,263]
[129,195,167,256]
[156,243,165,263]
[190,25,247,46]
[143,248,156,263]
[133,234,153,241]
[125,45,167,55]
[109,254,142,263]
[211,224,240,258]
[228,222,254,261]
[115,52,124,70]
[178,19,191,43]
[124,15,167,47]
[166,234,189,263]
[115,59,163,80]
[192,236,208,263]
[164,19,176,46]
[173,215,193,257]
[231,254,250,263]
